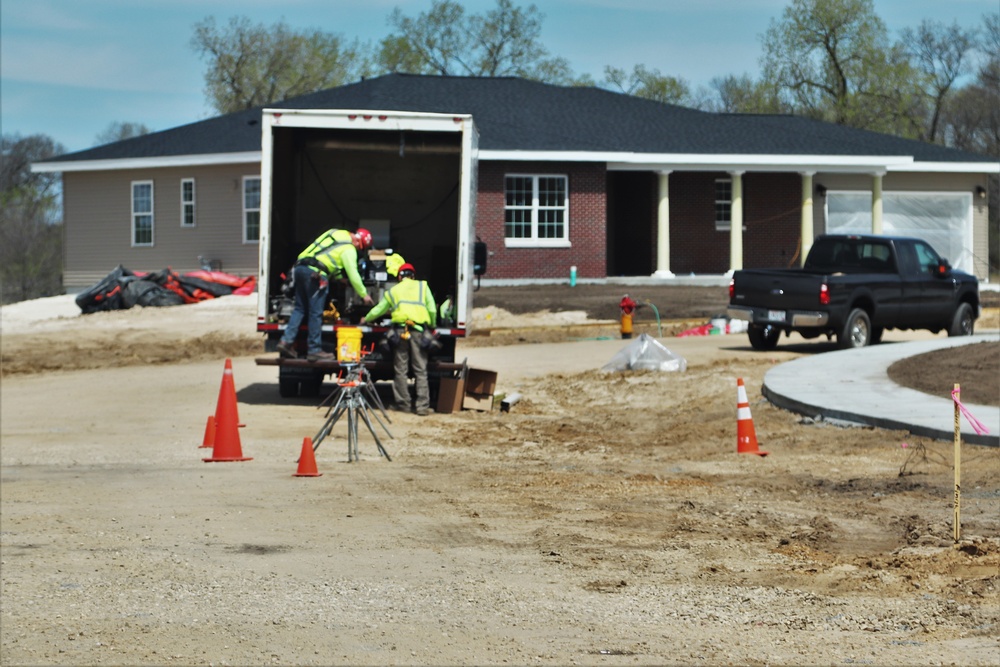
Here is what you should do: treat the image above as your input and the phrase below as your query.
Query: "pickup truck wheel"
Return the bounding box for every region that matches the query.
[948,303,975,337]
[838,308,871,349]
[747,324,780,350]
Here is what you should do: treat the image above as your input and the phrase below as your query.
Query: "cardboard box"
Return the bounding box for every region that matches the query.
[462,368,497,412]
[435,367,497,413]
[436,376,464,414]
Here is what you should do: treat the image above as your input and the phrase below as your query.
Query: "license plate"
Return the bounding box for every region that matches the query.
[766,310,786,322]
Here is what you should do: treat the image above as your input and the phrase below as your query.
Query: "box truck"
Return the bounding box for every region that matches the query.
[254,109,485,397]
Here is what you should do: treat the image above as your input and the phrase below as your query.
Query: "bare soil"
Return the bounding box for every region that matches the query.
[1,288,998,666]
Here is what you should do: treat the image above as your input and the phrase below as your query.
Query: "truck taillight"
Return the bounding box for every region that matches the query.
[728,279,735,300]
[819,283,830,305]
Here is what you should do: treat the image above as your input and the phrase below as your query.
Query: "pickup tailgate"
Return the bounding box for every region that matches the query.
[730,269,826,313]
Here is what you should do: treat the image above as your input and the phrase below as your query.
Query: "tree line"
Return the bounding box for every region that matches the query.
[2,0,997,303]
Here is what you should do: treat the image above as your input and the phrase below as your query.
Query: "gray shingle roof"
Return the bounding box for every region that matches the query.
[40,73,996,164]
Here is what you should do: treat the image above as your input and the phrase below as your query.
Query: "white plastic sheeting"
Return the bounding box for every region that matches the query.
[601,333,687,373]
[826,191,973,273]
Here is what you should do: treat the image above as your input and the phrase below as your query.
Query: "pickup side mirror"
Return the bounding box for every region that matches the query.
[473,241,487,276]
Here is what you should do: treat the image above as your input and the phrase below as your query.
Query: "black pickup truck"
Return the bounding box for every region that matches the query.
[727,234,980,350]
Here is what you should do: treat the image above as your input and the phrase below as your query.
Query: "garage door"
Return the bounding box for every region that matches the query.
[826,191,974,274]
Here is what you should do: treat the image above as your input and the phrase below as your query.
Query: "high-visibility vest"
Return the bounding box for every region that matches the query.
[298,229,354,276]
[385,279,432,327]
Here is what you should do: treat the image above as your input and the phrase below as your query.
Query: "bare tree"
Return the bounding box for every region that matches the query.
[900,20,977,143]
[95,121,152,146]
[603,65,690,105]
[1,134,65,303]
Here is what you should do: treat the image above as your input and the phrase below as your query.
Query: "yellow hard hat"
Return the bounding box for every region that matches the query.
[386,253,406,277]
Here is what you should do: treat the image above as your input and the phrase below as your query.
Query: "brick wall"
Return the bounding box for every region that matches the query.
[476,166,803,278]
[668,172,802,273]
[478,161,607,279]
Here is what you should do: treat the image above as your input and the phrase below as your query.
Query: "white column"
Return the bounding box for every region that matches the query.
[872,172,884,235]
[653,170,674,278]
[728,171,744,273]
[800,171,815,266]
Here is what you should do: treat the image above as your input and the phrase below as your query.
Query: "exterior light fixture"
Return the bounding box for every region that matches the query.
[975,185,987,199]
[816,184,827,197]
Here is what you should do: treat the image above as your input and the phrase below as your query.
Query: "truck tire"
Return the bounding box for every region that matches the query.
[300,377,323,397]
[747,324,780,350]
[948,303,975,337]
[279,377,300,398]
[838,308,871,349]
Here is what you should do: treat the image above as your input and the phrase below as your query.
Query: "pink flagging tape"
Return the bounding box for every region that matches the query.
[952,389,990,436]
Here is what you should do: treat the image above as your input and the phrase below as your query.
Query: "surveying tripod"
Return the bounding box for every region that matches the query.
[311,361,394,462]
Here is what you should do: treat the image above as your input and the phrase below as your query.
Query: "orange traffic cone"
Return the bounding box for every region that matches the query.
[736,378,768,457]
[294,437,322,477]
[199,415,216,449]
[214,358,245,428]
[203,359,252,462]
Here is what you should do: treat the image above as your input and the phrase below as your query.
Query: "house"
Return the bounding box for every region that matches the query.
[33,73,998,290]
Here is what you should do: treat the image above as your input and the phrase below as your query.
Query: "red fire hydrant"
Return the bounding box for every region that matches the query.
[620,295,637,339]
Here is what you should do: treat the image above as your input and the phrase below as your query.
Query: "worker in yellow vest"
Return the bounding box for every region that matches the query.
[277,228,374,361]
[362,262,437,415]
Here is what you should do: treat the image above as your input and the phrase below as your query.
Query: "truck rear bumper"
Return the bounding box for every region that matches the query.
[728,306,829,328]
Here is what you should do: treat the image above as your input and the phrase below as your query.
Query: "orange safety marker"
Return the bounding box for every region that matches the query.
[199,415,215,449]
[203,359,252,462]
[294,437,322,477]
[736,378,768,457]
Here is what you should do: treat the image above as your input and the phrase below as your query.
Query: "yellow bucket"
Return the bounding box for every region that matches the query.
[336,327,362,362]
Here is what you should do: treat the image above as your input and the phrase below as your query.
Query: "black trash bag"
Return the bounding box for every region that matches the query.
[121,278,185,308]
[75,265,134,314]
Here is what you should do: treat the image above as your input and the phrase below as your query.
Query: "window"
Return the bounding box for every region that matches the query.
[243,176,260,242]
[714,178,732,230]
[504,174,569,246]
[181,178,196,227]
[131,180,154,246]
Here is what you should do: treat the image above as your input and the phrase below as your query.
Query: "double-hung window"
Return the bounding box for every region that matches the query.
[243,176,261,242]
[714,178,732,231]
[181,178,196,227]
[131,180,154,246]
[504,174,569,247]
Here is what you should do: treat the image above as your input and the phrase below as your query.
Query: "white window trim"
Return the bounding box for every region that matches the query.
[243,176,261,244]
[714,177,732,231]
[180,178,196,227]
[131,180,154,247]
[503,173,571,248]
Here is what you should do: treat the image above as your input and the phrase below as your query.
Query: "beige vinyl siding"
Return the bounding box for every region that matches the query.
[63,163,261,288]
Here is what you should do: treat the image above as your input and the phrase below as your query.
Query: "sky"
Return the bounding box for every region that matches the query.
[2,0,995,154]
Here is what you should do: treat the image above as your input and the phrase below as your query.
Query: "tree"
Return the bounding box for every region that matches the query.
[706,74,787,114]
[899,20,977,143]
[378,0,578,83]
[602,65,689,105]
[1,134,65,303]
[95,121,152,146]
[760,0,922,136]
[191,16,370,114]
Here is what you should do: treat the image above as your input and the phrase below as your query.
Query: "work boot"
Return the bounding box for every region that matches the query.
[276,341,297,359]
[306,350,335,362]
[415,407,431,416]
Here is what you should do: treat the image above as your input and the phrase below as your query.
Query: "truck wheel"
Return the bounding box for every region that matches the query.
[838,308,871,349]
[747,324,780,350]
[948,303,975,337]
[300,377,323,397]
[279,377,300,398]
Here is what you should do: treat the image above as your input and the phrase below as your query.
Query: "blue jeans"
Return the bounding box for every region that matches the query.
[281,265,328,355]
